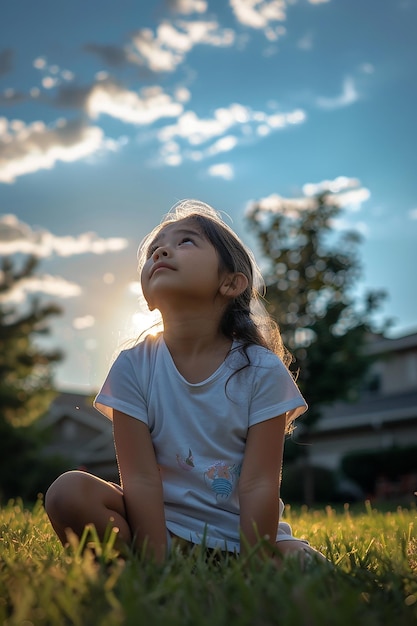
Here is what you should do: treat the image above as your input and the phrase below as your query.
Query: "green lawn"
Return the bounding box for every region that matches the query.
[0,498,416,625]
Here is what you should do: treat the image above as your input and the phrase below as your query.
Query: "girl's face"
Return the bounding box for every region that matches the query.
[141,219,226,312]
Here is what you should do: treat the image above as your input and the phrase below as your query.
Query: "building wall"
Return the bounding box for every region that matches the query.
[381,351,417,394]
[309,332,417,473]
[310,423,417,470]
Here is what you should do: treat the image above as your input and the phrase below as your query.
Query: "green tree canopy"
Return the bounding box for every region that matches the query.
[0,255,66,501]
[247,191,388,427]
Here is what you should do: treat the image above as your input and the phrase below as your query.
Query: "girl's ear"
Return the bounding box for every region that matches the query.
[220,272,248,298]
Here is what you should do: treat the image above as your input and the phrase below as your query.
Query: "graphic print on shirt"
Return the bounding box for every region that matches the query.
[176,448,195,471]
[204,461,241,500]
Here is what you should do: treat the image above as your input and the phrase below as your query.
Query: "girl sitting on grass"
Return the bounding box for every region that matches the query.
[45,199,325,565]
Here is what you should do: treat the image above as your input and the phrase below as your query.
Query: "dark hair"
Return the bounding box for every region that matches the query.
[138,199,291,368]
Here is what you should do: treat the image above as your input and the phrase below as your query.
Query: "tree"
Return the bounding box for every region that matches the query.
[0,255,66,501]
[247,191,388,502]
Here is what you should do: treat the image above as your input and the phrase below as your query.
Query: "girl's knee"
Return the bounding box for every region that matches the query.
[45,470,90,518]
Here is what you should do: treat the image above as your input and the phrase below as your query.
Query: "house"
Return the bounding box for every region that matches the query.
[41,392,118,481]
[306,331,417,478]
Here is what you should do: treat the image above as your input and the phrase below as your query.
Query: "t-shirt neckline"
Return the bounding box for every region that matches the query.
[160,336,237,387]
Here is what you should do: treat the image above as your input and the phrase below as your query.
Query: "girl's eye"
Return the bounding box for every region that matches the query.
[179,237,194,246]
[147,244,158,258]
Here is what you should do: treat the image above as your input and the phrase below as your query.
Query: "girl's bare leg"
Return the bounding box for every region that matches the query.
[45,470,132,548]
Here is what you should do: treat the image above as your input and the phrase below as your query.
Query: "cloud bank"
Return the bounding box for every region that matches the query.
[0,274,82,305]
[0,118,107,184]
[0,214,129,257]
[157,103,306,165]
[246,176,370,219]
[128,20,235,72]
[0,215,130,305]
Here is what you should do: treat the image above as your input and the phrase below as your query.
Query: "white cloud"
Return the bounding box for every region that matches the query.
[164,153,183,166]
[267,108,306,127]
[164,133,238,165]
[303,176,361,196]
[0,214,129,257]
[168,0,208,13]
[206,135,238,155]
[61,70,74,81]
[229,0,287,39]
[95,71,109,81]
[158,105,247,145]
[316,77,359,110]
[329,187,370,211]
[33,59,75,92]
[303,177,370,211]
[157,103,306,166]
[128,28,181,72]
[304,177,370,211]
[246,177,370,219]
[72,315,95,330]
[246,193,316,219]
[158,103,305,146]
[307,0,331,4]
[42,76,58,89]
[256,124,270,137]
[33,57,47,69]
[230,0,286,28]
[0,117,107,183]
[174,87,191,103]
[128,20,234,72]
[86,83,184,125]
[0,274,82,305]
[207,163,234,180]
[160,111,214,143]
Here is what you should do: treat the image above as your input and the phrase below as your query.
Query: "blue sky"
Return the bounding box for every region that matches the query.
[0,0,416,391]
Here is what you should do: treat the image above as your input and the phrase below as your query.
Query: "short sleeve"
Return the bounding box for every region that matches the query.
[94,349,149,424]
[249,353,307,427]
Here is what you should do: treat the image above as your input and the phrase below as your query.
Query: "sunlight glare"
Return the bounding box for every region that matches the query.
[131,310,161,337]
[129,281,162,337]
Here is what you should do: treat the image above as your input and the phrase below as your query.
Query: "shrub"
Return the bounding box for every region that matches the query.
[281,463,337,504]
[341,445,417,493]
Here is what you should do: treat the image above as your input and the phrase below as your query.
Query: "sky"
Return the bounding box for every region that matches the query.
[0,0,416,392]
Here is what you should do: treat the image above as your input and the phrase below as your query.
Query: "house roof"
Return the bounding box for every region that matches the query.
[43,391,108,432]
[316,390,417,434]
[40,391,116,470]
[365,330,417,355]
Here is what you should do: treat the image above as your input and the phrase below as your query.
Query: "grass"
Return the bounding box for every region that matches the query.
[0,498,416,626]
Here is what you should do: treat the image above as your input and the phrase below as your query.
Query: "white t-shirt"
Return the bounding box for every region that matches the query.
[94,333,307,552]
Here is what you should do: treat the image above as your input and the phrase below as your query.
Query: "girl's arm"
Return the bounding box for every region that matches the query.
[238,414,286,557]
[113,409,167,562]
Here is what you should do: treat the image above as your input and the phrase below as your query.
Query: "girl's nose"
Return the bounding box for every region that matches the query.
[152,246,169,260]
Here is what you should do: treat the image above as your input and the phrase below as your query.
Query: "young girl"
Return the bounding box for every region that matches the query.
[45,200,324,564]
